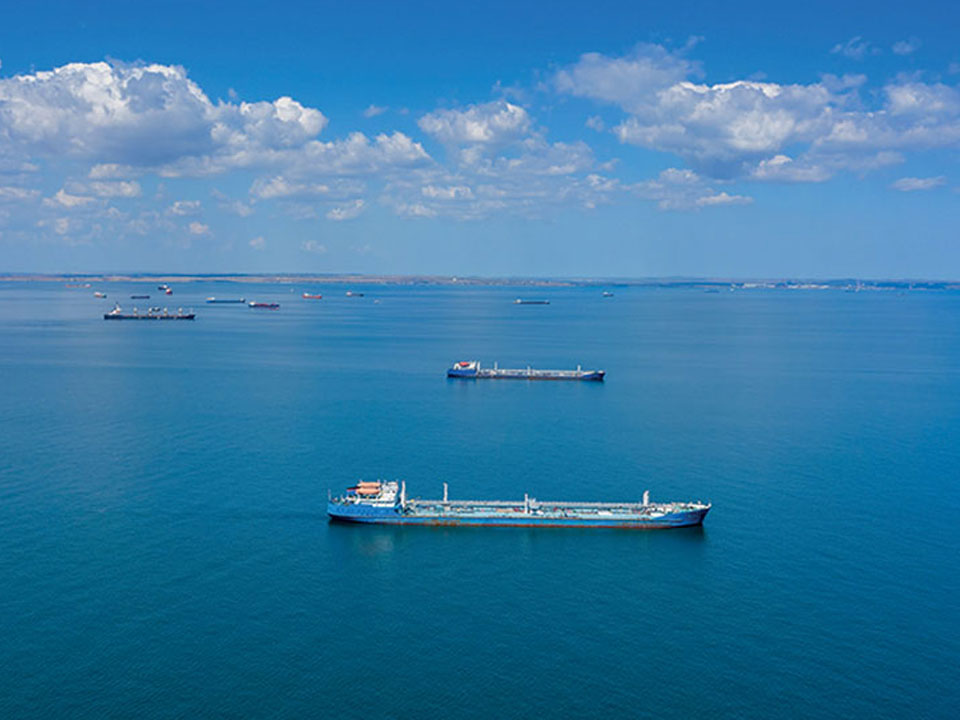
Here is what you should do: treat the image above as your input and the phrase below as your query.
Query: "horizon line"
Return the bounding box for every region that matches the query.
[2,272,959,286]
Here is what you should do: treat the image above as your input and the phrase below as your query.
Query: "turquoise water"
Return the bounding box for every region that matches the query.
[1,282,958,718]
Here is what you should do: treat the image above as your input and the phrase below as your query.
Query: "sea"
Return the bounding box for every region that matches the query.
[1,281,958,718]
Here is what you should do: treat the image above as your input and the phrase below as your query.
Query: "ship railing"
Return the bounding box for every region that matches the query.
[476,368,596,378]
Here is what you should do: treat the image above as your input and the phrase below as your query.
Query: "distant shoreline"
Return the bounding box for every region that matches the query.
[1,273,958,290]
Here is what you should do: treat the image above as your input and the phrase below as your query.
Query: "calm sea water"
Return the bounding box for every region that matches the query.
[1,281,958,718]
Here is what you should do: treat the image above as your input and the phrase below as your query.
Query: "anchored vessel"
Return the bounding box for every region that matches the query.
[514,298,549,305]
[206,297,246,304]
[328,481,709,528]
[248,301,280,309]
[447,360,605,381]
[104,304,195,320]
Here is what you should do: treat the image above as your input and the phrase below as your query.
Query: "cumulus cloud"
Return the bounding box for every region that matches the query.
[554,43,960,182]
[554,43,700,113]
[87,180,141,197]
[831,37,880,60]
[45,188,95,208]
[189,130,432,183]
[188,221,210,234]
[0,61,391,181]
[696,191,753,207]
[632,168,752,211]
[890,176,945,191]
[382,132,617,221]
[749,154,832,182]
[892,38,922,56]
[249,235,265,249]
[301,239,326,253]
[363,104,387,118]
[422,184,474,200]
[211,189,254,216]
[326,198,365,220]
[0,59,617,230]
[0,186,40,201]
[394,202,437,218]
[418,101,531,145]
[169,199,201,215]
[585,115,606,132]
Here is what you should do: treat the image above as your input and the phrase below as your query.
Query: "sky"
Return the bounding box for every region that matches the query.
[1,0,959,278]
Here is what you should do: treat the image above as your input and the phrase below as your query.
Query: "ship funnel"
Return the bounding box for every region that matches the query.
[443,482,448,502]
[642,490,650,505]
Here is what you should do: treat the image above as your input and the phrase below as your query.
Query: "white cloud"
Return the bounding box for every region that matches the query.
[830,37,879,60]
[249,235,265,249]
[363,104,387,118]
[632,168,752,211]
[210,190,255,216]
[382,132,616,220]
[169,199,201,215]
[418,101,531,145]
[749,154,832,183]
[0,186,40,201]
[88,180,141,197]
[892,38,922,56]
[0,59,609,227]
[301,239,326,253]
[696,192,753,207]
[226,200,254,216]
[554,43,699,114]
[252,176,330,199]
[188,221,210,235]
[890,176,946,191]
[612,79,839,174]
[0,61,329,176]
[326,198,365,221]
[554,43,960,182]
[89,163,136,179]
[422,184,474,200]
[45,188,95,208]
[395,202,437,218]
[585,115,605,132]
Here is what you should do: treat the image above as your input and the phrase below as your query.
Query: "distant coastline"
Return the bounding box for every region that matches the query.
[1,273,958,291]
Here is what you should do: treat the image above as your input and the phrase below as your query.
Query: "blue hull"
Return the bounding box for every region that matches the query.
[447,369,605,381]
[327,502,708,529]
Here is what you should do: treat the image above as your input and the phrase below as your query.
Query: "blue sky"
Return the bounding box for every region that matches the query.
[1,0,959,277]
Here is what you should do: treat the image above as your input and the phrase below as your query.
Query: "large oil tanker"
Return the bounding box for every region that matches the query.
[103,305,195,320]
[328,481,709,529]
[447,360,605,381]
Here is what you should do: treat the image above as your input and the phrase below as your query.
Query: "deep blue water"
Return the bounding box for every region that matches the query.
[1,281,958,718]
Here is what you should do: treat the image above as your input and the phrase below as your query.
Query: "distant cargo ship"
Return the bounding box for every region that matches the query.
[248,301,280,309]
[328,481,710,529]
[206,297,246,304]
[104,305,194,320]
[93,291,107,298]
[302,293,323,299]
[345,291,364,297]
[447,360,605,381]
[514,298,549,305]
[131,294,150,299]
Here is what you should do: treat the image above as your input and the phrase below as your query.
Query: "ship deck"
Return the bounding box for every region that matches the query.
[473,368,603,380]
[404,499,706,519]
